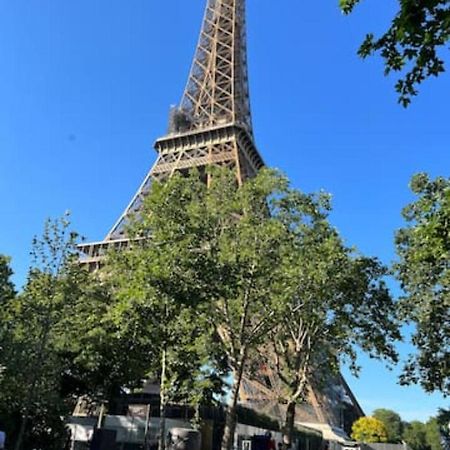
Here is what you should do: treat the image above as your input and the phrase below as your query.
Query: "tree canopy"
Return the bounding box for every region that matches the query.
[260,195,399,447]
[104,168,401,450]
[436,408,450,450]
[0,216,149,450]
[425,418,444,450]
[0,216,86,450]
[106,168,309,450]
[356,408,449,449]
[340,0,450,106]
[351,416,389,443]
[395,173,450,394]
[0,255,15,306]
[402,415,447,450]
[1,169,447,450]
[373,409,404,443]
[404,421,430,450]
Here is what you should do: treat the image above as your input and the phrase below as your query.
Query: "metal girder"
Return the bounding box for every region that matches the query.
[80,0,263,251]
[181,0,253,135]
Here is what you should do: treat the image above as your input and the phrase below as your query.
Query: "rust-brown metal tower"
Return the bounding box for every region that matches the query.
[152,0,263,184]
[79,0,363,434]
[79,0,263,262]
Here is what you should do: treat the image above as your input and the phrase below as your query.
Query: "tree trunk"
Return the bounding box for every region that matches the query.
[159,347,168,450]
[280,330,311,450]
[282,401,296,450]
[221,361,245,450]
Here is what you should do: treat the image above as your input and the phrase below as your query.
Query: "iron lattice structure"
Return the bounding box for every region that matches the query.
[79,0,263,263]
[78,0,363,433]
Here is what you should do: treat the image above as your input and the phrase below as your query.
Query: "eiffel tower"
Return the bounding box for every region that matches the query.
[79,0,263,266]
[79,0,363,437]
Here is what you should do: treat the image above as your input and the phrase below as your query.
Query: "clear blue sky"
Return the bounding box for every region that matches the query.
[0,0,448,422]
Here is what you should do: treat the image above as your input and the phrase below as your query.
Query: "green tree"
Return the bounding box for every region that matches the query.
[395,173,450,394]
[436,408,450,450]
[0,255,15,305]
[54,260,153,407]
[0,215,79,450]
[262,193,399,448]
[404,421,430,450]
[0,255,16,438]
[0,216,146,450]
[340,0,450,106]
[0,255,15,376]
[351,416,389,443]
[426,418,444,450]
[189,169,326,450]
[105,172,232,450]
[107,168,326,450]
[373,409,403,443]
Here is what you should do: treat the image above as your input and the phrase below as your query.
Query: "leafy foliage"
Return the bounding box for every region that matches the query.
[425,418,444,450]
[0,255,15,305]
[395,173,450,394]
[359,408,449,449]
[340,0,450,106]
[107,168,346,450]
[351,416,389,443]
[402,415,447,450]
[0,216,78,450]
[404,421,430,450]
[0,255,15,380]
[0,215,148,450]
[436,408,450,450]
[261,187,399,447]
[373,408,404,443]
[105,172,233,449]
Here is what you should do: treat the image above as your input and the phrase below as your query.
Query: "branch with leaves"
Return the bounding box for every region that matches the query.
[396,173,450,395]
[259,191,400,448]
[340,0,450,106]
